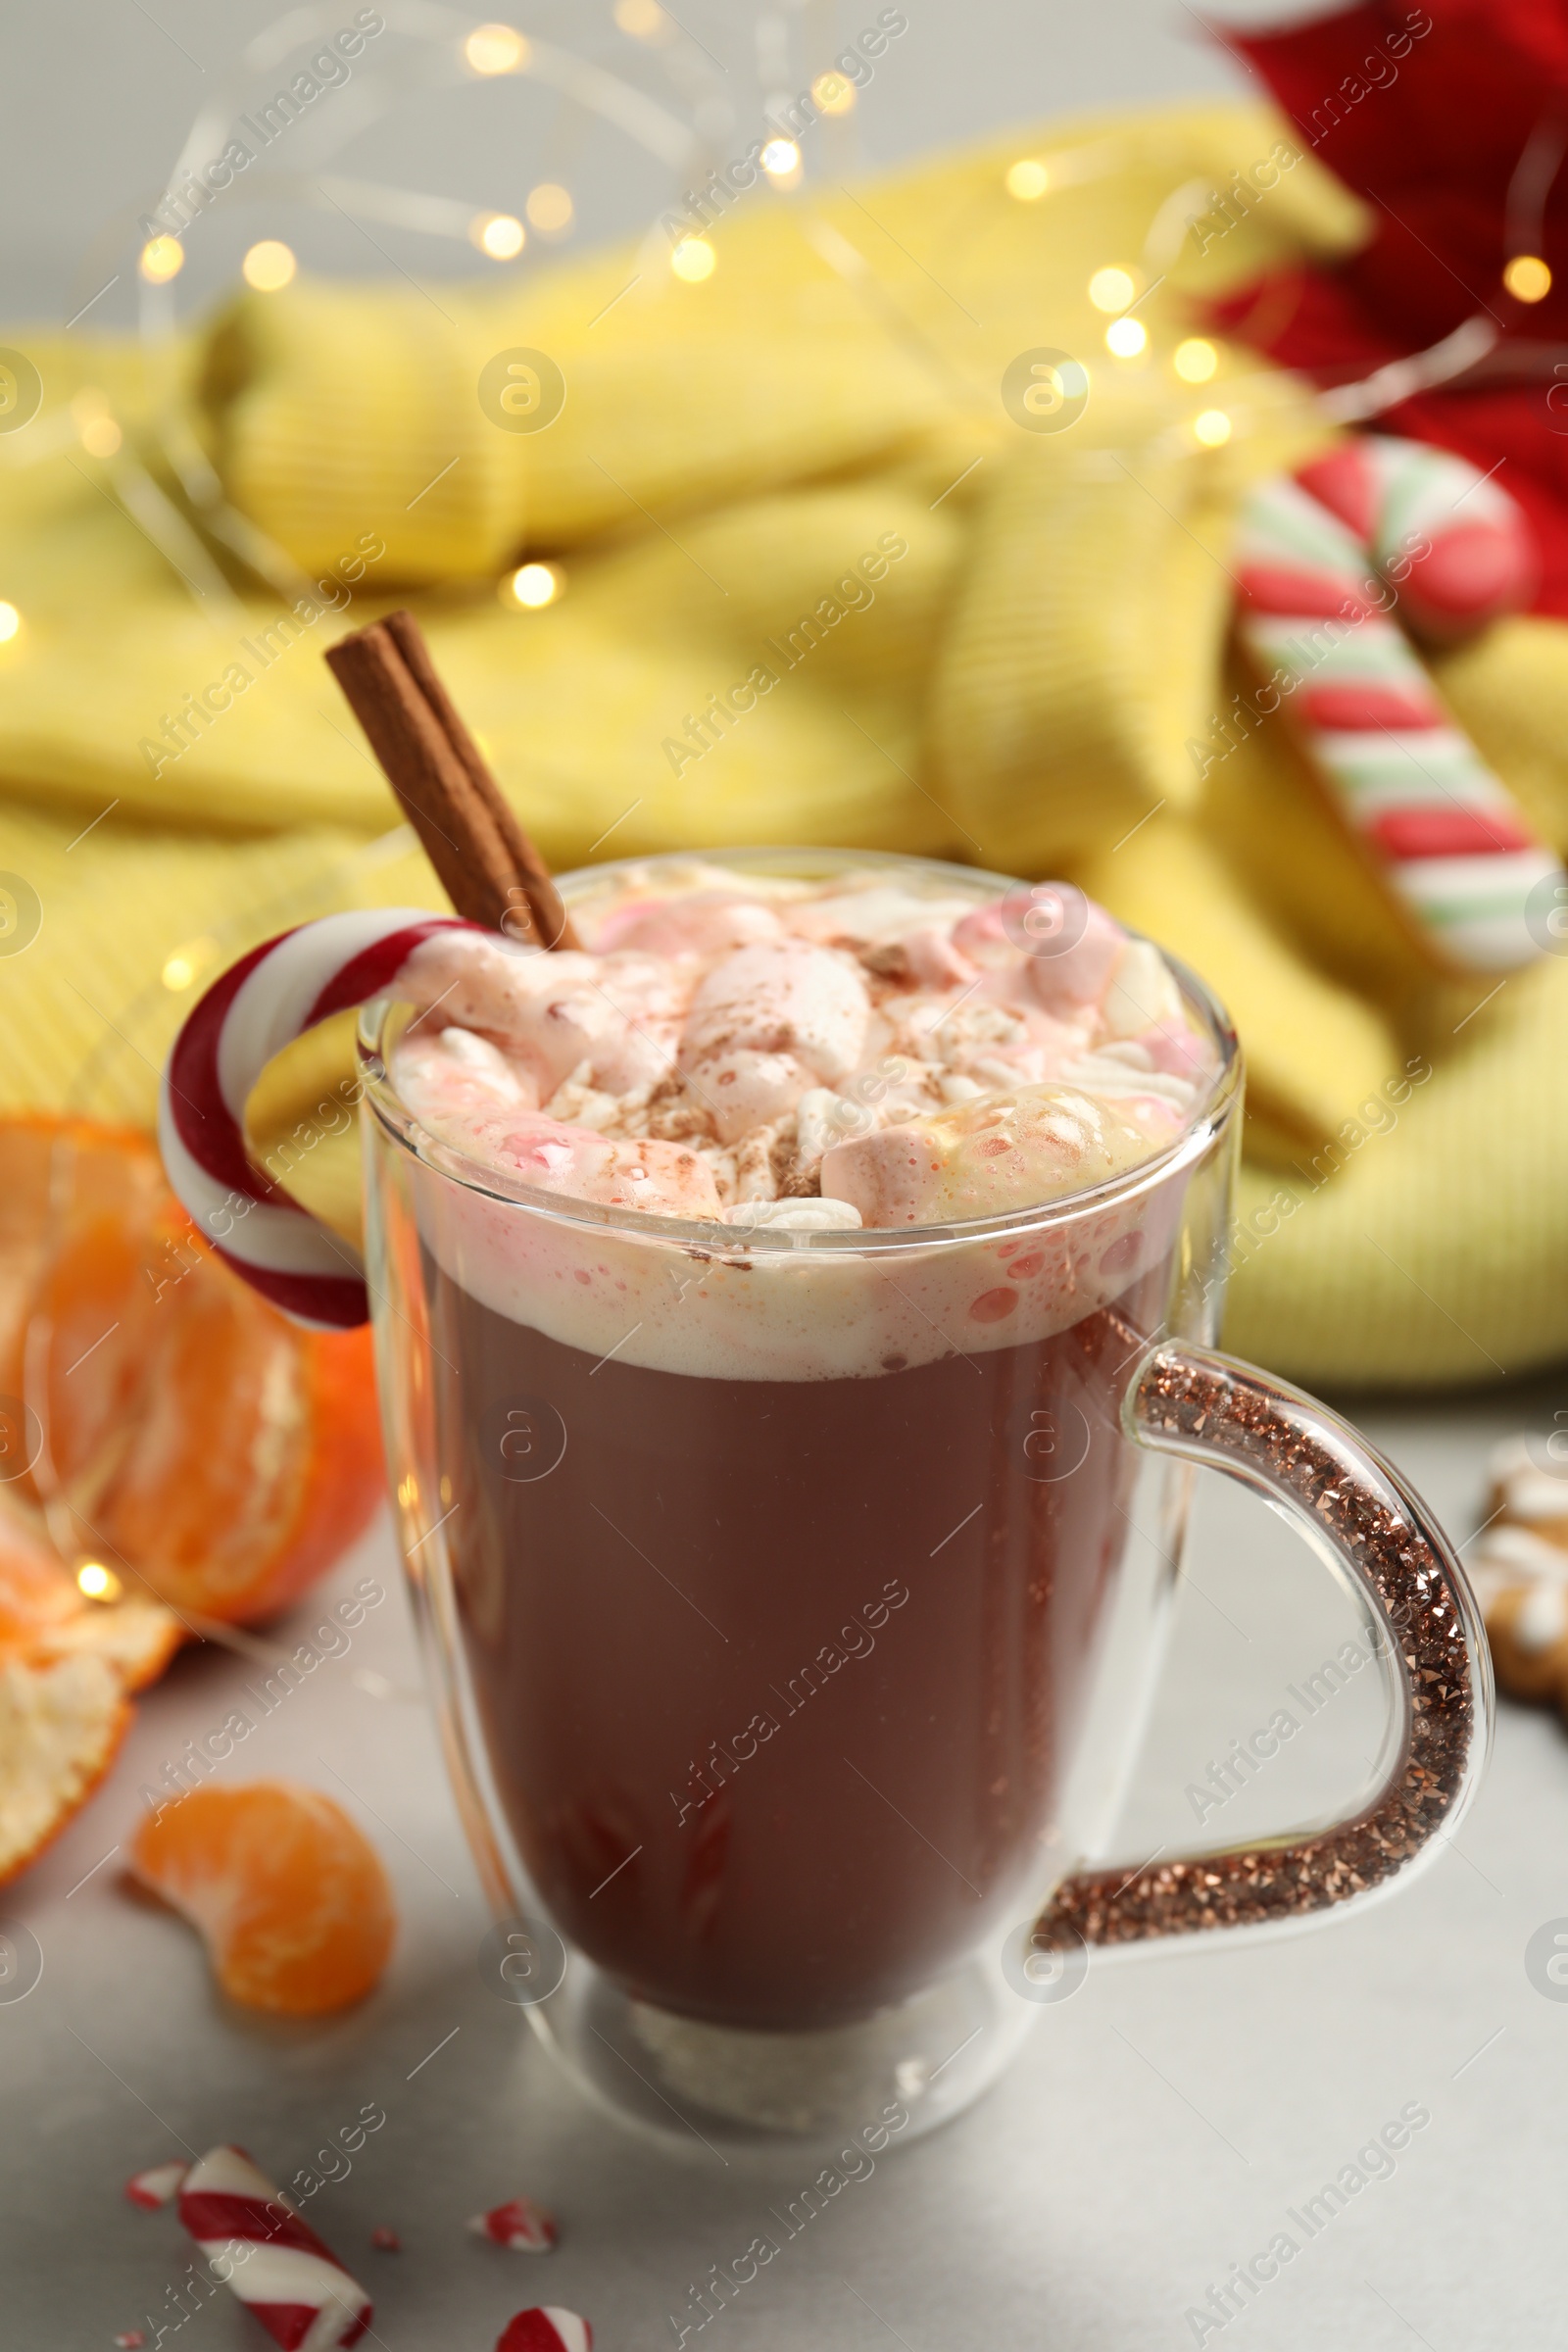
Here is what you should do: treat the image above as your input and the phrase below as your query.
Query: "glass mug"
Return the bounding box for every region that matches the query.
[166,849,1491,2152]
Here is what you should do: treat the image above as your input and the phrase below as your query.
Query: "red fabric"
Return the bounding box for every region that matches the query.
[1214,0,1568,609]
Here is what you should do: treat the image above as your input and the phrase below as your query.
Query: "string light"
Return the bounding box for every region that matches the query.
[1005,159,1050,201]
[810,71,856,115]
[1503,254,1551,302]
[139,236,184,284]
[526,183,574,234]
[1174,337,1218,383]
[1104,317,1147,359]
[671,236,715,280]
[502,562,564,609]
[71,388,122,456]
[75,1562,121,1601]
[242,240,297,291]
[613,0,667,35]
[0,604,19,644]
[464,23,530,75]
[95,10,704,639]
[1194,408,1233,447]
[761,136,802,181]
[471,212,525,259]
[1088,265,1137,314]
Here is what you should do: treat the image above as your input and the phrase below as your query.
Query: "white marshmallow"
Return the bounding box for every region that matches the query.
[821,1084,1162,1228]
[1101,938,1186,1041]
[721,1197,863,1232]
[679,940,870,1141]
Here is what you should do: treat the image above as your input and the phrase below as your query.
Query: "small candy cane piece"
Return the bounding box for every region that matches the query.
[1235,441,1565,973]
[469,2197,559,2252]
[177,2144,371,2351]
[159,909,474,1328]
[496,2311,592,2352]
[125,2160,188,2209]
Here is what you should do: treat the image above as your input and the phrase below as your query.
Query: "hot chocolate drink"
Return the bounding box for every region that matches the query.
[382,860,1218,2032]
[429,1255,1169,2031]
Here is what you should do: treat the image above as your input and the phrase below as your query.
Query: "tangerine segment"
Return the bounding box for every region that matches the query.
[0,1115,169,1386]
[93,1218,384,1625]
[130,1781,396,2016]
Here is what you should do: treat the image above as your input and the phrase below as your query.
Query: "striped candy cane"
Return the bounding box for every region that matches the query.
[159,909,475,1329]
[496,2311,593,2352]
[1235,434,1564,973]
[177,2144,371,2351]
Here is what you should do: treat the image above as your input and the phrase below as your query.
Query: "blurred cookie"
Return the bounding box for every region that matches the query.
[1486,1433,1568,1551]
[1473,1435,1568,1712]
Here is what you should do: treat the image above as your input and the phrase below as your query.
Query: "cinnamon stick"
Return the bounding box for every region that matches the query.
[325,613,577,948]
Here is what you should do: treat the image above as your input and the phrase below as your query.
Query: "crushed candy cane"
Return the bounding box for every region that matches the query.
[496,2312,591,2352]
[470,2197,559,2253]
[124,2161,188,2210]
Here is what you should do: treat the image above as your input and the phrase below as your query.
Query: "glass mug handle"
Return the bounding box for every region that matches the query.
[1039,1341,1493,1950]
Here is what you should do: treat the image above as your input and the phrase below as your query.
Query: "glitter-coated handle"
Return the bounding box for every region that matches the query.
[1039,1342,1492,1948]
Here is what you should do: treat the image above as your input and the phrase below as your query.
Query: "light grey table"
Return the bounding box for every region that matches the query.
[5,1368,1564,2351]
[4,3,1562,2342]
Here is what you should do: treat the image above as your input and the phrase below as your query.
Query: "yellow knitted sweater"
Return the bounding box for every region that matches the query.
[3,97,1564,1388]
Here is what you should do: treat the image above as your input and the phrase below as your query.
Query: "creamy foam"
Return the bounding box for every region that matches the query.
[377,860,1225,1379]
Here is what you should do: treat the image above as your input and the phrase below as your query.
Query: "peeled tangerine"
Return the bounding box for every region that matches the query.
[0,1114,384,1887]
[130,1781,396,2016]
[0,1479,179,1885]
[0,1113,383,1628]
[821,1083,1164,1227]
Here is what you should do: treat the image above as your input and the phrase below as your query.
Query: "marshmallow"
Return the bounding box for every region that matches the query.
[590,891,783,957]
[396,1028,536,1123]
[1100,938,1186,1041]
[721,1197,863,1232]
[788,884,979,945]
[405,935,678,1097]
[679,940,870,1143]
[1027,899,1127,1016]
[421,1107,721,1220]
[821,1084,1164,1227]
[391,869,1213,1246]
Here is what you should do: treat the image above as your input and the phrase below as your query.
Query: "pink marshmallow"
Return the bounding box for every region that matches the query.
[953,889,1125,1012]
[1135,1024,1213,1082]
[1026,902,1126,1016]
[426,1109,720,1219]
[903,925,977,991]
[590,892,784,958]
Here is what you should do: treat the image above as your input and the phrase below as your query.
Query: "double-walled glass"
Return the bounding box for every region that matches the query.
[359,851,1487,2152]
